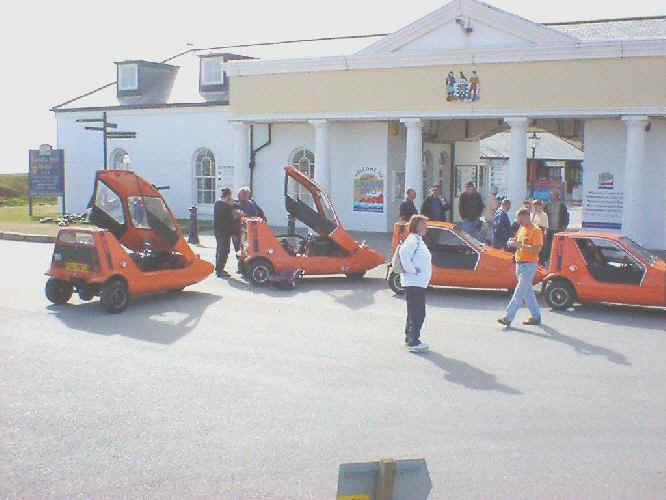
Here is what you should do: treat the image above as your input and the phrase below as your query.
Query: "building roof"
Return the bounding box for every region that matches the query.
[481,131,584,160]
[546,16,666,41]
[52,9,666,112]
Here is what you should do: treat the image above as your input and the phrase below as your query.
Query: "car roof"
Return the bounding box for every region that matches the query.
[561,231,624,240]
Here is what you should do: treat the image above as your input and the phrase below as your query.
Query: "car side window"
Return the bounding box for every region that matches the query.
[426,228,479,270]
[94,181,125,225]
[575,237,644,285]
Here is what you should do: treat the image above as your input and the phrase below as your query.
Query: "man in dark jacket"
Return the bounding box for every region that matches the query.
[421,185,450,221]
[232,186,267,273]
[399,188,418,222]
[492,199,512,249]
[213,188,235,277]
[459,181,484,239]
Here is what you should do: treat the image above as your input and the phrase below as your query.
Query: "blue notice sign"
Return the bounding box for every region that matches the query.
[29,145,64,197]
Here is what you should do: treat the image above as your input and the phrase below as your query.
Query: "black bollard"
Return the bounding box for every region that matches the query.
[287,214,296,236]
[188,206,199,245]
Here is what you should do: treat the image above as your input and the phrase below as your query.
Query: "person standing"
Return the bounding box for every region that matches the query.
[232,186,267,273]
[498,207,544,327]
[213,188,235,277]
[459,181,484,239]
[485,185,499,221]
[399,188,418,222]
[492,199,512,249]
[399,215,432,353]
[421,185,450,221]
[531,199,549,265]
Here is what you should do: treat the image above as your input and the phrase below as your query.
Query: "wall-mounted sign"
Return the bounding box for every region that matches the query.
[445,70,480,102]
[583,189,623,230]
[29,144,64,197]
[597,172,614,190]
[353,167,384,213]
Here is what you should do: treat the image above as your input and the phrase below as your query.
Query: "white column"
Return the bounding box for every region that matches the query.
[231,121,251,193]
[505,117,529,218]
[309,120,331,193]
[401,118,424,207]
[622,116,649,243]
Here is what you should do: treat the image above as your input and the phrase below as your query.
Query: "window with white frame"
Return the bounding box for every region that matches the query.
[289,147,315,178]
[110,149,131,170]
[194,149,216,204]
[117,64,138,91]
[201,57,224,86]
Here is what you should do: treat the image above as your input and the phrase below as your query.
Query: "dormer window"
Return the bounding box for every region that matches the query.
[200,56,225,87]
[117,64,138,91]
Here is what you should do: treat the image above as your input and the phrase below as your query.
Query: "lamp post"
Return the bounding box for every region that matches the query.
[529,132,540,159]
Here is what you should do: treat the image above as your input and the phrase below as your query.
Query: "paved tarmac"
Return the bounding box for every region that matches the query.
[1,238,665,499]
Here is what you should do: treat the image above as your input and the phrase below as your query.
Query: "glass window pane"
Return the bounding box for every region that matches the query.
[94,181,125,224]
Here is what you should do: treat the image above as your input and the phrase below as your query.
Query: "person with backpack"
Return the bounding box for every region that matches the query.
[397,214,432,353]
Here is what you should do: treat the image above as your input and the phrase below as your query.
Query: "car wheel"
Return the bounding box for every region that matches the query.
[247,260,273,286]
[388,272,405,295]
[345,272,366,280]
[101,279,129,313]
[545,279,575,310]
[78,285,95,301]
[45,278,73,305]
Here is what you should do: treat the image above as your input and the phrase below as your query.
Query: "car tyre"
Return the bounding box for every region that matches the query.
[388,271,405,295]
[45,278,73,305]
[345,272,366,280]
[247,260,273,286]
[78,285,95,301]
[101,279,129,314]
[545,279,575,310]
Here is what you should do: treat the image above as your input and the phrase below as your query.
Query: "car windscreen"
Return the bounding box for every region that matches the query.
[285,175,337,235]
[95,181,125,225]
[453,224,485,249]
[620,237,658,264]
[128,195,178,244]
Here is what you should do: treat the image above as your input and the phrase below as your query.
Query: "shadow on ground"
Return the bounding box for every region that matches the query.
[47,290,220,345]
[418,350,523,395]
[510,324,631,366]
[550,302,666,331]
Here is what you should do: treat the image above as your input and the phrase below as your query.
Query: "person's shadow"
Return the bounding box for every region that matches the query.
[47,290,220,345]
[418,351,523,395]
[511,324,631,366]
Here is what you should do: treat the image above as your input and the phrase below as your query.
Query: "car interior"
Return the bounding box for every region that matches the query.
[575,237,644,285]
[424,227,479,270]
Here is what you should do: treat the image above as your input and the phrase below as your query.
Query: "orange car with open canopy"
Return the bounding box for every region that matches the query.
[45,170,214,312]
[238,166,385,285]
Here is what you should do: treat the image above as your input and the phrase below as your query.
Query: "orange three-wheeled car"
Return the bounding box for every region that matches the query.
[45,170,214,312]
[542,231,665,310]
[387,220,547,294]
[238,166,385,285]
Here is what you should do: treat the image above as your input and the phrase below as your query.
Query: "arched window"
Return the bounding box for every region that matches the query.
[289,147,315,178]
[194,148,216,204]
[110,148,131,170]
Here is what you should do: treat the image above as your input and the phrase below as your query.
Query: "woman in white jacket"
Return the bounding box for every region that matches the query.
[399,215,432,352]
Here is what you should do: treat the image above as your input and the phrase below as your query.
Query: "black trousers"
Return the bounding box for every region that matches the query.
[215,234,231,275]
[404,286,427,345]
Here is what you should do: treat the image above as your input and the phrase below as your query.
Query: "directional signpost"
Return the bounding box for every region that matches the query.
[76,112,136,170]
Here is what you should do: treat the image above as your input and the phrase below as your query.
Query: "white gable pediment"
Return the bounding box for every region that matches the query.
[357,0,575,55]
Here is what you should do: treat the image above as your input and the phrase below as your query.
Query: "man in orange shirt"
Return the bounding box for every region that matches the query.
[498,207,544,327]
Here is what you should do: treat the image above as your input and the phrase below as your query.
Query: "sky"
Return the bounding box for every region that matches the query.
[0,0,663,173]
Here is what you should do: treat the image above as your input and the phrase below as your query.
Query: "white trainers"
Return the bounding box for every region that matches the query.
[407,342,429,353]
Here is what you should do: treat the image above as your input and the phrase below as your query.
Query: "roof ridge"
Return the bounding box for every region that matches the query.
[544,15,666,26]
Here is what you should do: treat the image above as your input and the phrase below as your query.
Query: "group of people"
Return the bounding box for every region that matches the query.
[399,181,485,240]
[213,187,266,278]
[397,184,569,353]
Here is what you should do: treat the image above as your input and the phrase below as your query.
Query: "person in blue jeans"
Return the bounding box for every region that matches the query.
[498,207,544,327]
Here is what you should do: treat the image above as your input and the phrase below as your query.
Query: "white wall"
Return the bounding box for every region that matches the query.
[252,121,390,232]
[56,106,233,219]
[583,118,666,250]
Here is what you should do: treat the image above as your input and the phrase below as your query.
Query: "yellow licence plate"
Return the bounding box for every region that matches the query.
[65,262,89,272]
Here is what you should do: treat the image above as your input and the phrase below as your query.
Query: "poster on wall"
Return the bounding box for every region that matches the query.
[353,167,384,213]
[582,172,623,230]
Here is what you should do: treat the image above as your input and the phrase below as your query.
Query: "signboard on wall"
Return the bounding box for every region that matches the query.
[353,167,384,213]
[29,144,64,197]
[582,172,623,230]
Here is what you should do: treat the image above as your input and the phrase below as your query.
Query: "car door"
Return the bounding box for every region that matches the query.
[425,227,480,286]
[573,237,648,304]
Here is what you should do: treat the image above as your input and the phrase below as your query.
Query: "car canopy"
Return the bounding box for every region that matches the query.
[89,170,190,255]
[283,166,359,252]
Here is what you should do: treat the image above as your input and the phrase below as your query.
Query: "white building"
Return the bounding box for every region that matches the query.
[53,0,666,249]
